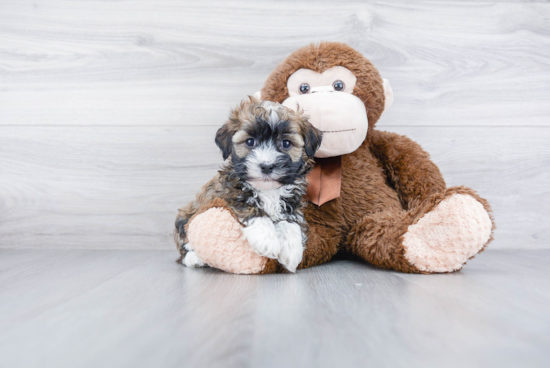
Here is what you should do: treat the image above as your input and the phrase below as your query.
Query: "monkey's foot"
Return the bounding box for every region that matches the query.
[403,193,493,273]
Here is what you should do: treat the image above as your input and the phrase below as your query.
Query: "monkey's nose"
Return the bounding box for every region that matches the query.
[260,163,275,174]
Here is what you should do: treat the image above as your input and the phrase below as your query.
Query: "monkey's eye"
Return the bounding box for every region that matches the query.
[299,83,310,94]
[333,80,345,91]
[245,138,256,147]
[281,139,292,149]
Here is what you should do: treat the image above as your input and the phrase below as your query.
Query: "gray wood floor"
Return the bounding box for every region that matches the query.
[0,249,549,368]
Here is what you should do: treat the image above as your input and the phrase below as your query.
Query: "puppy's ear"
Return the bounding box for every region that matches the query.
[303,122,323,158]
[215,122,236,160]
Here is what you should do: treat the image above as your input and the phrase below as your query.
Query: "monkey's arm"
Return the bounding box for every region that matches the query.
[369,129,446,210]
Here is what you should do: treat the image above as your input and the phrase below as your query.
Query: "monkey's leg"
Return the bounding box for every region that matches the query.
[347,186,495,273]
[296,222,341,271]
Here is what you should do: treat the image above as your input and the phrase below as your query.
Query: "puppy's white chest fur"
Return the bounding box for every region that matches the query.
[256,188,284,221]
[247,184,296,222]
[241,183,305,272]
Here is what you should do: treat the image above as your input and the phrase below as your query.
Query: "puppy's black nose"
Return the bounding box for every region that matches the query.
[260,163,275,174]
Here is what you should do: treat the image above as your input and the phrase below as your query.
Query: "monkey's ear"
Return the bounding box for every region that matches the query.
[303,123,323,158]
[215,123,235,160]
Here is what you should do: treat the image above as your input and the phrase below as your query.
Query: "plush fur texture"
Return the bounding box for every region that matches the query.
[177,42,496,274]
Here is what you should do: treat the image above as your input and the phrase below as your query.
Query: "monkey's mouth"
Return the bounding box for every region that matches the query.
[321,128,357,133]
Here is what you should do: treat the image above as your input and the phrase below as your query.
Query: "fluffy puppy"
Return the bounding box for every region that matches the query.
[174,97,322,272]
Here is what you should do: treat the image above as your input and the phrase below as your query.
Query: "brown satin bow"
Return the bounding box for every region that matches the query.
[306,156,342,206]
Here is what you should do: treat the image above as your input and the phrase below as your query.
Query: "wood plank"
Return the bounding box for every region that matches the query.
[0,249,548,368]
[1,1,549,126]
[0,125,220,249]
[0,125,548,250]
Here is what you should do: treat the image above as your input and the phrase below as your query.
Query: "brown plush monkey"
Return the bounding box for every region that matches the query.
[175,42,495,274]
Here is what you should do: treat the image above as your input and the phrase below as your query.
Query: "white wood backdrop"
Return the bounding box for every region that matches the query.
[1,0,549,250]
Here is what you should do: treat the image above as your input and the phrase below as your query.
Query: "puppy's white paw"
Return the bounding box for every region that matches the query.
[183,250,207,268]
[242,217,281,259]
[275,221,304,273]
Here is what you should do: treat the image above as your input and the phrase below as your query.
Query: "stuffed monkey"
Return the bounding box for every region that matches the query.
[175,42,495,274]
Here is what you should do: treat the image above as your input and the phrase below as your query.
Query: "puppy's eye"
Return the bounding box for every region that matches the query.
[299,83,310,94]
[281,140,292,149]
[245,138,256,147]
[333,80,345,91]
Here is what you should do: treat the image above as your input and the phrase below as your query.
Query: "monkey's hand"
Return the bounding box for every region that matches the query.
[186,207,269,274]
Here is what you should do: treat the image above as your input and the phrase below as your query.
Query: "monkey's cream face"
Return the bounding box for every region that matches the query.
[215,100,322,191]
[282,66,391,158]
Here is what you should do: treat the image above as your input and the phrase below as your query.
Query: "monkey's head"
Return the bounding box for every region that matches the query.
[259,42,393,158]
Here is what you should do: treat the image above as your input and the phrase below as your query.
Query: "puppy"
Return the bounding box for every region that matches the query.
[174,97,322,272]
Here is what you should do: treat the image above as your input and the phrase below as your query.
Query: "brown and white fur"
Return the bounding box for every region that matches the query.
[174,98,322,272]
